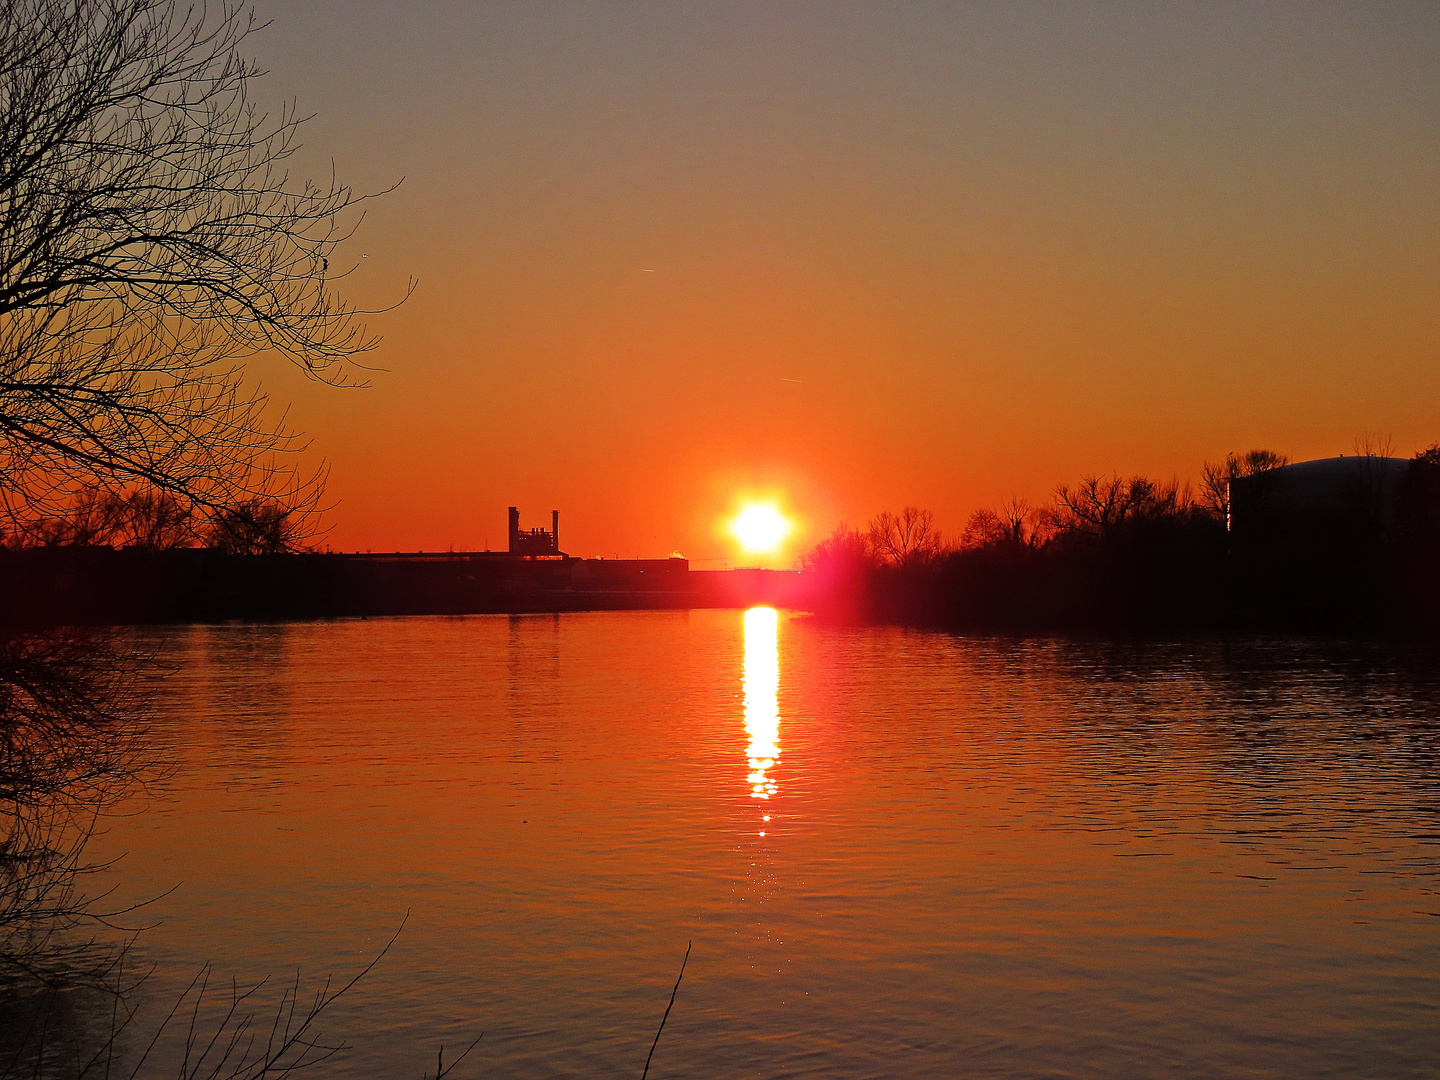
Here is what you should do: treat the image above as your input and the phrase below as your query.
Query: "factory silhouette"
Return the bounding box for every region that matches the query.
[508,506,563,557]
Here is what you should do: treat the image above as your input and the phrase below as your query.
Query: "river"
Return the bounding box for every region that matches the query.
[87,609,1440,1078]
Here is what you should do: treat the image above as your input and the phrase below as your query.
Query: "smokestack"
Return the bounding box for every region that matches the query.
[508,506,519,554]
[552,510,560,553]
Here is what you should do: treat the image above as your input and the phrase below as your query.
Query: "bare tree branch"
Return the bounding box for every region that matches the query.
[0,0,405,540]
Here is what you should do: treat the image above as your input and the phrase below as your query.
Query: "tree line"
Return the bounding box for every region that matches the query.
[2,488,302,554]
[803,444,1440,633]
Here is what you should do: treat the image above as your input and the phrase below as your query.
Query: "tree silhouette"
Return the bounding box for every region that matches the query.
[1049,475,1182,539]
[961,497,1044,550]
[205,498,300,555]
[1199,450,1289,523]
[8,486,194,549]
[867,507,944,567]
[1399,444,1440,549]
[801,522,871,573]
[0,0,403,539]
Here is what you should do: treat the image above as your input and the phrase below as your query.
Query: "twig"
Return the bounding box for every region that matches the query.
[431,1033,482,1080]
[641,941,691,1080]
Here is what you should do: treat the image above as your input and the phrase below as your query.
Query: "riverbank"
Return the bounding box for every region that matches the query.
[2,547,808,626]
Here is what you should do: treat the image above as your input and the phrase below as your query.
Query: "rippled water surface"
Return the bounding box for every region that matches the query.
[93,611,1440,1078]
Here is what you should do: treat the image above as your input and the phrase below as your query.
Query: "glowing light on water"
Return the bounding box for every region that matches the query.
[743,606,780,801]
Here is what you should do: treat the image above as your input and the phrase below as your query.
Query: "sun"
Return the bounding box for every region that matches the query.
[731,503,792,554]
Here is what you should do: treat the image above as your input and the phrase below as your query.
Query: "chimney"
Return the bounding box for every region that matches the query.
[552,510,560,553]
[508,506,520,554]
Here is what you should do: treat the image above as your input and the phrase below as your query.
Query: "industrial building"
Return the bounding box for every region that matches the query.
[508,506,563,556]
[1229,455,1409,535]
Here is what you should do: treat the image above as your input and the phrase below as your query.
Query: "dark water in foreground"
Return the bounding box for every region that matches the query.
[89,610,1440,1078]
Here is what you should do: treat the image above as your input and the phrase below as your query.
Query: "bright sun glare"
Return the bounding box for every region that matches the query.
[731,504,791,554]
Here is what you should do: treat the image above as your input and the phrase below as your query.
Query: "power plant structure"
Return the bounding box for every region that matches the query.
[508,506,563,557]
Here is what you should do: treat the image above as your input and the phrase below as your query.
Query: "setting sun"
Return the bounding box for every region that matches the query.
[730,504,792,554]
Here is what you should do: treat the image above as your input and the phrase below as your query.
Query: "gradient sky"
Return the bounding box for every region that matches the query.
[246,1,1440,564]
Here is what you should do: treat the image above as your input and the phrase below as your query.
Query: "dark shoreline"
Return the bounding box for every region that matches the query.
[9,544,1440,640]
[1,547,808,627]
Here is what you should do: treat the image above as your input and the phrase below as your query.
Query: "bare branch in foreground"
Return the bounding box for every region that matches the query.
[641,940,691,1080]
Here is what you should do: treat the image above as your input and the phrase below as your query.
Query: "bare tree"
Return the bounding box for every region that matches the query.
[1349,432,1400,544]
[6,490,128,547]
[112,489,192,549]
[1048,475,1181,539]
[867,507,943,568]
[0,0,398,1023]
[960,497,1044,550]
[205,499,299,554]
[0,0,403,539]
[1353,432,1394,460]
[1199,450,1289,523]
[8,487,195,549]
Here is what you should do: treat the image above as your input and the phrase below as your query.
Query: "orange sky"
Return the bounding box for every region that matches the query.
[248,2,1440,565]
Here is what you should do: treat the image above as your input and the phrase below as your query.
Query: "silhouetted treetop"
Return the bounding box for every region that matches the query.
[7,486,192,548]
[867,506,944,567]
[1048,475,1186,539]
[961,497,1045,551]
[1199,449,1289,522]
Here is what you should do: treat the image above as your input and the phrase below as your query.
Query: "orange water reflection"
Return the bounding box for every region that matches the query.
[98,616,1440,1079]
[743,607,780,802]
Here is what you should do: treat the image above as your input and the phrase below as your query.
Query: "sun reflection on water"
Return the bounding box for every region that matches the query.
[743,607,780,802]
